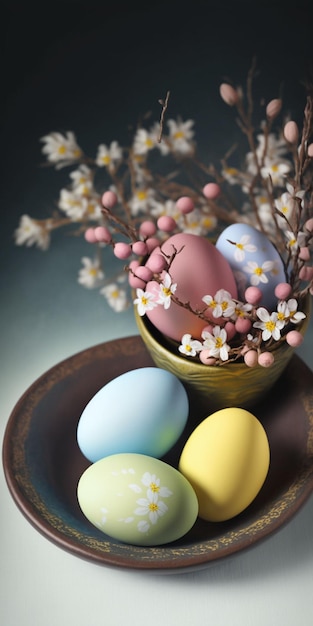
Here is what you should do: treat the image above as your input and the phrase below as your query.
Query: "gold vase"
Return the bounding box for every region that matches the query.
[135,295,311,417]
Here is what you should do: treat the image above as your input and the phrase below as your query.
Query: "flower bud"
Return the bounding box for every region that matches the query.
[284,120,299,144]
[219,83,239,106]
[308,143,313,158]
[266,98,282,120]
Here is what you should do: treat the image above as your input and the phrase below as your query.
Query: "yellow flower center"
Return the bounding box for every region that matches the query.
[225,167,238,176]
[254,267,263,276]
[110,289,120,299]
[145,138,154,148]
[271,164,279,172]
[89,268,98,277]
[221,301,228,311]
[73,149,82,158]
[101,155,111,165]
[58,145,66,155]
[236,242,244,250]
[215,337,223,348]
[137,190,148,201]
[173,131,184,139]
[277,312,285,321]
[149,503,159,512]
[265,320,276,332]
[209,299,217,309]
[162,286,172,297]
[235,307,244,317]
[150,482,160,493]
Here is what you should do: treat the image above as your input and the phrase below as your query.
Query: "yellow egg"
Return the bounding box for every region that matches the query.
[178,408,270,522]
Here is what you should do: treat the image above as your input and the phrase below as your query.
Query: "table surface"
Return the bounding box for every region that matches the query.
[2,2,313,625]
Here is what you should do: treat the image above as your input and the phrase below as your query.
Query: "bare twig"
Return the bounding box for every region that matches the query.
[158,91,170,142]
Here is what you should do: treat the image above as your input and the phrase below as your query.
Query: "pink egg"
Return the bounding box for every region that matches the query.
[145,233,238,341]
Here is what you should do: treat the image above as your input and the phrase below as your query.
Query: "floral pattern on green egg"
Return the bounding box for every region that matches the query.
[77,453,199,546]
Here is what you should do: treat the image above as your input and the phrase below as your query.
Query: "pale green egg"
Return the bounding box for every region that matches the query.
[77,453,198,546]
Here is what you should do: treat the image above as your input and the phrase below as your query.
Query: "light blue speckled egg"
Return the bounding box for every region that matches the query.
[215,223,286,309]
[77,453,198,546]
[77,367,189,463]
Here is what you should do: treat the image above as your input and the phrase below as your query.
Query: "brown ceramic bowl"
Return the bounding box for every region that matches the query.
[2,336,313,572]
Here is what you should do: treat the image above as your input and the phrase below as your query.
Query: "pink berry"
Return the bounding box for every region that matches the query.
[258,352,274,368]
[128,273,145,289]
[113,242,132,259]
[244,350,258,367]
[176,196,195,214]
[102,190,118,208]
[139,220,157,237]
[202,324,214,335]
[235,318,252,334]
[224,321,236,341]
[202,182,221,200]
[157,216,177,232]
[305,217,313,232]
[134,265,153,282]
[94,226,111,243]
[146,253,168,273]
[286,330,303,347]
[274,282,292,300]
[199,350,216,365]
[84,227,98,243]
[299,247,310,261]
[244,286,263,305]
[145,237,161,252]
[132,240,148,256]
[299,266,313,282]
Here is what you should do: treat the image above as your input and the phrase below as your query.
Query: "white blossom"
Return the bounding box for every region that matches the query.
[78,257,104,288]
[133,289,158,316]
[40,131,82,168]
[156,272,177,309]
[202,289,235,318]
[167,118,195,154]
[133,128,156,155]
[231,234,257,262]
[253,308,285,341]
[100,283,128,312]
[243,260,275,286]
[260,158,291,186]
[179,334,203,357]
[14,215,51,250]
[58,189,87,219]
[95,141,122,170]
[69,164,94,195]
[279,298,306,324]
[201,326,230,361]
[129,188,156,216]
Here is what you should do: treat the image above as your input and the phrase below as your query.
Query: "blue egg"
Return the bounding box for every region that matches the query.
[215,223,286,309]
[77,367,189,462]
